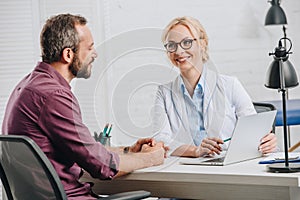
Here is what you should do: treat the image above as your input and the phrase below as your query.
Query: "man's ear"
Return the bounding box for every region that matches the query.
[61,48,74,64]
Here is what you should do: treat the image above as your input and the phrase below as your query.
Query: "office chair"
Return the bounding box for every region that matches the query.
[253,102,276,133]
[0,135,150,200]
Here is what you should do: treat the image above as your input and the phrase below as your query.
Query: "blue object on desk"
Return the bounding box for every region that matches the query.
[263,99,300,126]
[259,157,300,164]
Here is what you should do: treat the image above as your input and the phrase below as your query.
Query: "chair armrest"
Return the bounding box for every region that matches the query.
[99,190,151,200]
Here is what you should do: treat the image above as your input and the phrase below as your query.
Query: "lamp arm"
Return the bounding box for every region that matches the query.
[281,88,289,167]
[279,58,285,90]
[282,25,287,49]
[282,25,287,38]
[279,58,289,167]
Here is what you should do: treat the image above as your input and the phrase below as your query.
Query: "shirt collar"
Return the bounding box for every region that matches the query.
[35,62,71,90]
[180,65,206,96]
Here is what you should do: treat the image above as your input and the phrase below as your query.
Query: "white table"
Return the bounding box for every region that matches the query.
[81,157,300,200]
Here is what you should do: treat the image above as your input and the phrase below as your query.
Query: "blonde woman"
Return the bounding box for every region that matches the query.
[153,16,277,157]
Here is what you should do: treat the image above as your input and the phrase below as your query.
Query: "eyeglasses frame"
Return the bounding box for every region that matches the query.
[164,38,197,53]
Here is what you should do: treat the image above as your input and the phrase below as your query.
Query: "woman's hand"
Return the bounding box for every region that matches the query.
[200,137,223,156]
[171,137,223,157]
[259,133,277,154]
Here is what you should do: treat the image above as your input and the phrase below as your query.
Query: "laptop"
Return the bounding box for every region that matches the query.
[180,110,277,166]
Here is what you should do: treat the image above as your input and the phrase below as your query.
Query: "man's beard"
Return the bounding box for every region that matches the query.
[69,54,91,79]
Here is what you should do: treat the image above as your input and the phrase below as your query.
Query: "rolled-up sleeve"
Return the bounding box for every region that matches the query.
[38,88,119,179]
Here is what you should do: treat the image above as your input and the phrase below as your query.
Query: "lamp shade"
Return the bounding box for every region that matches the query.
[265,59,299,89]
[265,0,287,25]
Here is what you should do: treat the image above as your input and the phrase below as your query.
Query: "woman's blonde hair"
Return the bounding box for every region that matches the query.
[162,16,209,62]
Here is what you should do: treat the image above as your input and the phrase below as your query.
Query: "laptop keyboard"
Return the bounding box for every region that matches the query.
[204,157,225,163]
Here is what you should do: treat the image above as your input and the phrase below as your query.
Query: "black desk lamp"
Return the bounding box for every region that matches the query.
[265,0,292,146]
[265,37,300,173]
[265,0,287,25]
[265,0,288,40]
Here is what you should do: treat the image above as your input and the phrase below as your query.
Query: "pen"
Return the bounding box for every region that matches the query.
[223,138,231,142]
[103,123,109,135]
[106,124,113,136]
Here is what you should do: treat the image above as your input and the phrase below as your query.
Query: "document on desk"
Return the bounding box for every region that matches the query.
[258,152,300,164]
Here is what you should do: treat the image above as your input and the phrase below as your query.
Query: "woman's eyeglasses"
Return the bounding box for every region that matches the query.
[164,38,197,53]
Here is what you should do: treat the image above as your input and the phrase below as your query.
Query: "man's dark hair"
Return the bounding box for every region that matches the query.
[40,13,87,63]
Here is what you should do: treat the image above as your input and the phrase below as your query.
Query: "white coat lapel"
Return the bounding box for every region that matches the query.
[171,76,190,133]
[203,69,226,138]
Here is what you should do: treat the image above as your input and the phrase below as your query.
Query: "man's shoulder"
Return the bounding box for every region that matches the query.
[24,71,71,98]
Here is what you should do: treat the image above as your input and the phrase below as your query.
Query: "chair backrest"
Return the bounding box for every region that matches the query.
[253,102,276,133]
[0,135,67,200]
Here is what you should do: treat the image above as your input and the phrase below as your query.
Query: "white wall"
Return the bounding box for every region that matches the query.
[0,0,300,148]
[1,1,300,198]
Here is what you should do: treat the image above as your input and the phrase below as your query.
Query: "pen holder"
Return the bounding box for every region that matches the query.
[99,132,111,147]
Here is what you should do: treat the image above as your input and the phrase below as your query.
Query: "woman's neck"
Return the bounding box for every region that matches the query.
[181,67,202,97]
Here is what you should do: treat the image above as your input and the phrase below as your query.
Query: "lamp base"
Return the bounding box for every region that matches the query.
[267,163,300,173]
